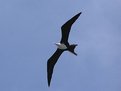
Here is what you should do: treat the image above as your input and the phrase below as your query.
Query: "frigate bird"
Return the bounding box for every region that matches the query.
[47,12,82,86]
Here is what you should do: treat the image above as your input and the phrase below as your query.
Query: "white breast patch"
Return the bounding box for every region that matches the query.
[56,43,67,50]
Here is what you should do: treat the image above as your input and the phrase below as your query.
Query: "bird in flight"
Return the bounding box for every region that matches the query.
[47,12,82,86]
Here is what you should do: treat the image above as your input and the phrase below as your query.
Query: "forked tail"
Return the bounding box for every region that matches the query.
[68,44,77,56]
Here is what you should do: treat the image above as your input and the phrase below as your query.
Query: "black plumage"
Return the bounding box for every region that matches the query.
[61,12,81,46]
[47,12,82,86]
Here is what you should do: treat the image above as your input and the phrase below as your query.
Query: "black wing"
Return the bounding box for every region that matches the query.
[60,12,82,45]
[47,49,64,86]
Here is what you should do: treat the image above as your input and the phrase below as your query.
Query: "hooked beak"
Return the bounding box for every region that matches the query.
[53,42,56,45]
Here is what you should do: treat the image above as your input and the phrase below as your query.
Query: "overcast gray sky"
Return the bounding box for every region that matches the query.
[0,0,121,91]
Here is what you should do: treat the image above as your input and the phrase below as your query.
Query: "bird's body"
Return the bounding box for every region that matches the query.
[47,12,82,86]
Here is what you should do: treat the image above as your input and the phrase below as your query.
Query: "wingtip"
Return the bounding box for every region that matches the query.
[78,12,82,15]
[48,83,50,87]
[47,79,51,87]
[47,73,51,87]
[74,12,82,18]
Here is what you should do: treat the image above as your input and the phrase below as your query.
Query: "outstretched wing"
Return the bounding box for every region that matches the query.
[60,12,82,45]
[47,49,64,86]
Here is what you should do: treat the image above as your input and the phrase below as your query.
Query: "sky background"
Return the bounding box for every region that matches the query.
[0,0,121,91]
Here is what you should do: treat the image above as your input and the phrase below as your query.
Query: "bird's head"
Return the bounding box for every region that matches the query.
[54,43,61,47]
